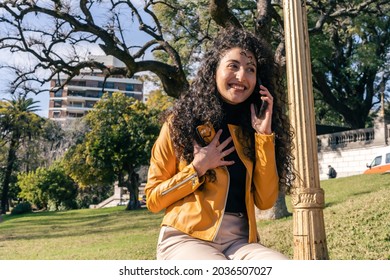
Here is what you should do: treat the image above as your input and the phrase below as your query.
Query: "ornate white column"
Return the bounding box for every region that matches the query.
[283,0,329,259]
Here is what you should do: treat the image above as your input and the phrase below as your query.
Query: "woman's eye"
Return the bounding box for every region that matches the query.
[228,63,238,69]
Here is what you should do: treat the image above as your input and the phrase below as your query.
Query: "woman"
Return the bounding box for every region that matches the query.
[145,27,294,260]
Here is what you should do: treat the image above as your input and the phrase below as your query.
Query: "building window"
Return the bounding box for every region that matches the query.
[68,112,85,118]
[69,80,86,86]
[69,101,83,108]
[68,90,85,97]
[98,81,115,89]
[86,91,99,98]
[54,89,63,97]
[54,101,62,107]
[85,101,96,108]
[125,84,134,91]
[53,111,61,118]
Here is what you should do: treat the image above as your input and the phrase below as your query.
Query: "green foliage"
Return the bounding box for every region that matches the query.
[63,144,101,188]
[10,202,32,215]
[153,0,219,75]
[153,1,390,128]
[0,95,45,214]
[63,92,161,189]
[17,164,77,211]
[145,90,175,112]
[307,1,390,128]
[314,95,347,126]
[75,184,113,209]
[42,165,78,210]
[0,96,42,139]
[17,170,48,209]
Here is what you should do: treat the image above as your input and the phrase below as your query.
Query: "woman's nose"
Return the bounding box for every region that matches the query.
[235,67,246,82]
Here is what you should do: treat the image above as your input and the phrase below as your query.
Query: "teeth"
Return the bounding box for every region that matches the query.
[231,84,245,90]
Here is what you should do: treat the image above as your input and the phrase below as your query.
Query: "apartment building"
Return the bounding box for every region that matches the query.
[48,56,143,122]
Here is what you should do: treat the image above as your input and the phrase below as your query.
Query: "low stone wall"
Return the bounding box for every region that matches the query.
[316,123,389,180]
[317,145,387,180]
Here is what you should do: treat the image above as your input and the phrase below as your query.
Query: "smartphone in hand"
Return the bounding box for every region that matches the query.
[252,77,268,117]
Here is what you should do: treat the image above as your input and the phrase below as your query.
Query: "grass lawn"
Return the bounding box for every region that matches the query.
[0,206,164,260]
[0,174,389,260]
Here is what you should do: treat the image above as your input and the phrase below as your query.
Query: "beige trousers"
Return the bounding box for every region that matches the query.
[156,212,288,260]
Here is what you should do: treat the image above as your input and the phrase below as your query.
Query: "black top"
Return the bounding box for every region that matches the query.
[219,100,250,214]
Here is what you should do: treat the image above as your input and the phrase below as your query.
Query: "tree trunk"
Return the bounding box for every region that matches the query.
[1,137,18,214]
[125,171,140,210]
[256,0,272,41]
[256,192,291,220]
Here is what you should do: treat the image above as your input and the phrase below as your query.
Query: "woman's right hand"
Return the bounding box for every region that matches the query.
[192,129,235,177]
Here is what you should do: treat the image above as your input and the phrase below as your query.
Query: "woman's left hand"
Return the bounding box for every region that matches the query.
[250,85,273,135]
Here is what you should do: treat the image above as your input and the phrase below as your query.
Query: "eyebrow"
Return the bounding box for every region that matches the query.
[225,59,256,67]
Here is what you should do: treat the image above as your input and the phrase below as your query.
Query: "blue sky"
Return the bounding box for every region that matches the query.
[0,48,50,117]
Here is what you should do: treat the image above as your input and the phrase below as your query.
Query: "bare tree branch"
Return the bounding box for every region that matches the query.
[0,0,188,98]
[209,0,242,28]
[307,0,389,33]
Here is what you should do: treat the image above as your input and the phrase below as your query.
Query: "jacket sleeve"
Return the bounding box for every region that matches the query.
[144,122,205,213]
[252,133,279,210]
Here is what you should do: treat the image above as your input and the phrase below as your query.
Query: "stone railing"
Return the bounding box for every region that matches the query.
[317,128,374,151]
[317,123,389,152]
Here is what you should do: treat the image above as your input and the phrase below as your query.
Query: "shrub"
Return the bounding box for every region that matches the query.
[11,202,32,215]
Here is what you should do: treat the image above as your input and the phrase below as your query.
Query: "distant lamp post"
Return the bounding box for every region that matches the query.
[283,0,329,259]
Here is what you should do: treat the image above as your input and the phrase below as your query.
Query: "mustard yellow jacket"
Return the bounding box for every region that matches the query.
[145,122,279,243]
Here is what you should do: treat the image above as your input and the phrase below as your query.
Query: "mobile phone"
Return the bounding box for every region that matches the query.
[252,77,268,117]
[196,124,216,147]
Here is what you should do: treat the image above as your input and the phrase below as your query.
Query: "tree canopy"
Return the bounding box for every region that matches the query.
[0,95,44,214]
[63,92,161,209]
[0,0,389,128]
[17,164,77,211]
[307,1,390,127]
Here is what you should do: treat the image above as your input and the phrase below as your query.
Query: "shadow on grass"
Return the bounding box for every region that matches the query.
[351,190,371,197]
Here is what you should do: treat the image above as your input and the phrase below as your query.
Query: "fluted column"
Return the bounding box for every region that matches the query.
[283,0,329,259]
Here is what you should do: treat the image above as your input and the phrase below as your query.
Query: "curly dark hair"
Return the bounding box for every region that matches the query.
[163,26,295,194]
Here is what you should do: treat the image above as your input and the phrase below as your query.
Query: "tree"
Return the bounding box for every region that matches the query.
[17,168,48,210]
[1,0,389,218]
[12,118,66,175]
[0,1,388,127]
[145,89,175,112]
[18,164,78,211]
[154,0,390,128]
[63,92,161,210]
[307,1,390,128]
[0,95,44,214]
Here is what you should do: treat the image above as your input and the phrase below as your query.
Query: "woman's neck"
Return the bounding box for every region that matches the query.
[221,98,250,125]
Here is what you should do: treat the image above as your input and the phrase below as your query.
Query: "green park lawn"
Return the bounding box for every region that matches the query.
[0,174,389,260]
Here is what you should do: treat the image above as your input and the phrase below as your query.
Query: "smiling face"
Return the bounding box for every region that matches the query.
[215,47,257,105]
